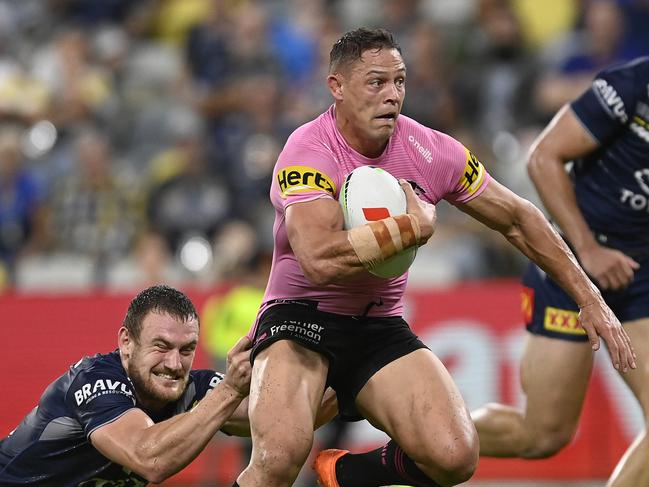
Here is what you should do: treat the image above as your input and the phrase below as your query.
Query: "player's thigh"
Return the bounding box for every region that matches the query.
[520,333,593,436]
[248,339,329,444]
[355,348,476,456]
[616,318,649,414]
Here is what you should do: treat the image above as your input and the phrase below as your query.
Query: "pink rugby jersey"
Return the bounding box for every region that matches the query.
[260,105,490,318]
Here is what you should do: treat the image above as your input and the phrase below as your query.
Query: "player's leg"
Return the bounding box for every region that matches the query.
[472,261,594,458]
[472,332,593,458]
[355,348,478,486]
[314,318,476,487]
[236,339,328,487]
[607,317,649,487]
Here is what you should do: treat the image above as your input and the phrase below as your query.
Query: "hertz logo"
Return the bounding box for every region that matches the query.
[277,166,336,198]
[543,306,585,335]
[457,148,485,195]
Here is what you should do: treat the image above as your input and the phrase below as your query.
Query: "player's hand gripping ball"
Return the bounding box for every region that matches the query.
[339,166,417,278]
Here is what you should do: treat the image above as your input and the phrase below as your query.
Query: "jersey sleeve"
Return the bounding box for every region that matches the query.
[271,137,341,212]
[570,61,639,144]
[65,363,137,438]
[443,138,491,204]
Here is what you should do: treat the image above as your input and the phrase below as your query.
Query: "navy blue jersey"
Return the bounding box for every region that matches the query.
[569,57,649,258]
[0,351,224,486]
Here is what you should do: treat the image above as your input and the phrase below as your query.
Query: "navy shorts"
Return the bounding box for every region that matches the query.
[522,257,649,342]
[250,300,428,421]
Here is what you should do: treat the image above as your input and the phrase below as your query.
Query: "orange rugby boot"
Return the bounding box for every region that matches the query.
[312,449,349,487]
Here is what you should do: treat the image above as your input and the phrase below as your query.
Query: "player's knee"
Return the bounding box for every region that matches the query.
[408,430,479,485]
[252,436,313,483]
[437,438,479,485]
[522,428,574,459]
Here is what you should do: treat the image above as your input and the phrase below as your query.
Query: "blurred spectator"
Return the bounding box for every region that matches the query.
[400,21,457,132]
[0,126,47,283]
[456,0,539,138]
[510,0,579,49]
[49,0,144,26]
[535,0,632,117]
[146,131,232,264]
[2,0,636,292]
[618,0,649,58]
[44,129,142,283]
[30,27,113,130]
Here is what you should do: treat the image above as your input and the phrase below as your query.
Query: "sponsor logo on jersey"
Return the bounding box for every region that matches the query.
[73,379,134,406]
[408,135,433,163]
[635,167,649,194]
[457,148,485,195]
[269,320,324,344]
[619,167,649,212]
[277,166,335,198]
[593,78,628,123]
[543,307,585,335]
[521,286,534,324]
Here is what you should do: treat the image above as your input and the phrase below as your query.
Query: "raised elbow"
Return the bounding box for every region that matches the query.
[526,146,545,183]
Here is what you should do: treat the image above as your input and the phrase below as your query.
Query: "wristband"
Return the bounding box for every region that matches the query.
[347,214,420,268]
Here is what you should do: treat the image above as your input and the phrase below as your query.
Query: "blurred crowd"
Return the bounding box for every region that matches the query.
[0,0,647,293]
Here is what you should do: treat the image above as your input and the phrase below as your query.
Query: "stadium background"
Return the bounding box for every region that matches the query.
[0,0,647,485]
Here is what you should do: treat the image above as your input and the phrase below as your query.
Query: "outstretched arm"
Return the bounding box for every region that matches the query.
[90,337,252,483]
[456,180,635,372]
[527,105,639,290]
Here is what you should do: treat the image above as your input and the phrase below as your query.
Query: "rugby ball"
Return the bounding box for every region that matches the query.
[339,166,417,278]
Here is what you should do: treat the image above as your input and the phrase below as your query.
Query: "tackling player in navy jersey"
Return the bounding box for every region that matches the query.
[0,285,254,487]
[473,57,649,487]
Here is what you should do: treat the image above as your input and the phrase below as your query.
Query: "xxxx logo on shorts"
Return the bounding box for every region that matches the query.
[543,306,585,335]
[277,165,336,198]
[457,148,486,195]
[521,286,534,324]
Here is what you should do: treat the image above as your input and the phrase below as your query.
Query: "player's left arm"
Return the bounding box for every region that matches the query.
[455,180,635,371]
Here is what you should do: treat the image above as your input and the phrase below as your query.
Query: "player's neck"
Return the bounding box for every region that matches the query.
[334,112,388,159]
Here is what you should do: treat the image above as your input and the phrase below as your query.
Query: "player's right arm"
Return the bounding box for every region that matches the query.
[527,105,640,290]
[286,180,435,285]
[88,337,252,483]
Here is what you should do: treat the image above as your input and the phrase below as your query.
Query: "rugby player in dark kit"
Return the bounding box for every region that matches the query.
[473,57,649,487]
[0,285,335,486]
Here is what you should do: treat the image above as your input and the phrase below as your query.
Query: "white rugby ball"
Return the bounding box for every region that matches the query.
[339,166,417,278]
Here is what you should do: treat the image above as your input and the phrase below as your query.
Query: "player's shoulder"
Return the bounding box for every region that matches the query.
[396,114,465,162]
[593,56,649,96]
[283,107,334,150]
[36,352,127,411]
[65,351,128,395]
[72,351,125,378]
[598,56,649,78]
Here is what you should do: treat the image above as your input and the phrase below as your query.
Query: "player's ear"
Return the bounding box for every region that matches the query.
[327,73,344,101]
[118,327,134,357]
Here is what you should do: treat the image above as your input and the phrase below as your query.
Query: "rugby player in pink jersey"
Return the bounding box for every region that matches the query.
[234,28,635,487]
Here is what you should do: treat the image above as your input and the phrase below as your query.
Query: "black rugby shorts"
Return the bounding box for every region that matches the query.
[250,301,428,421]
